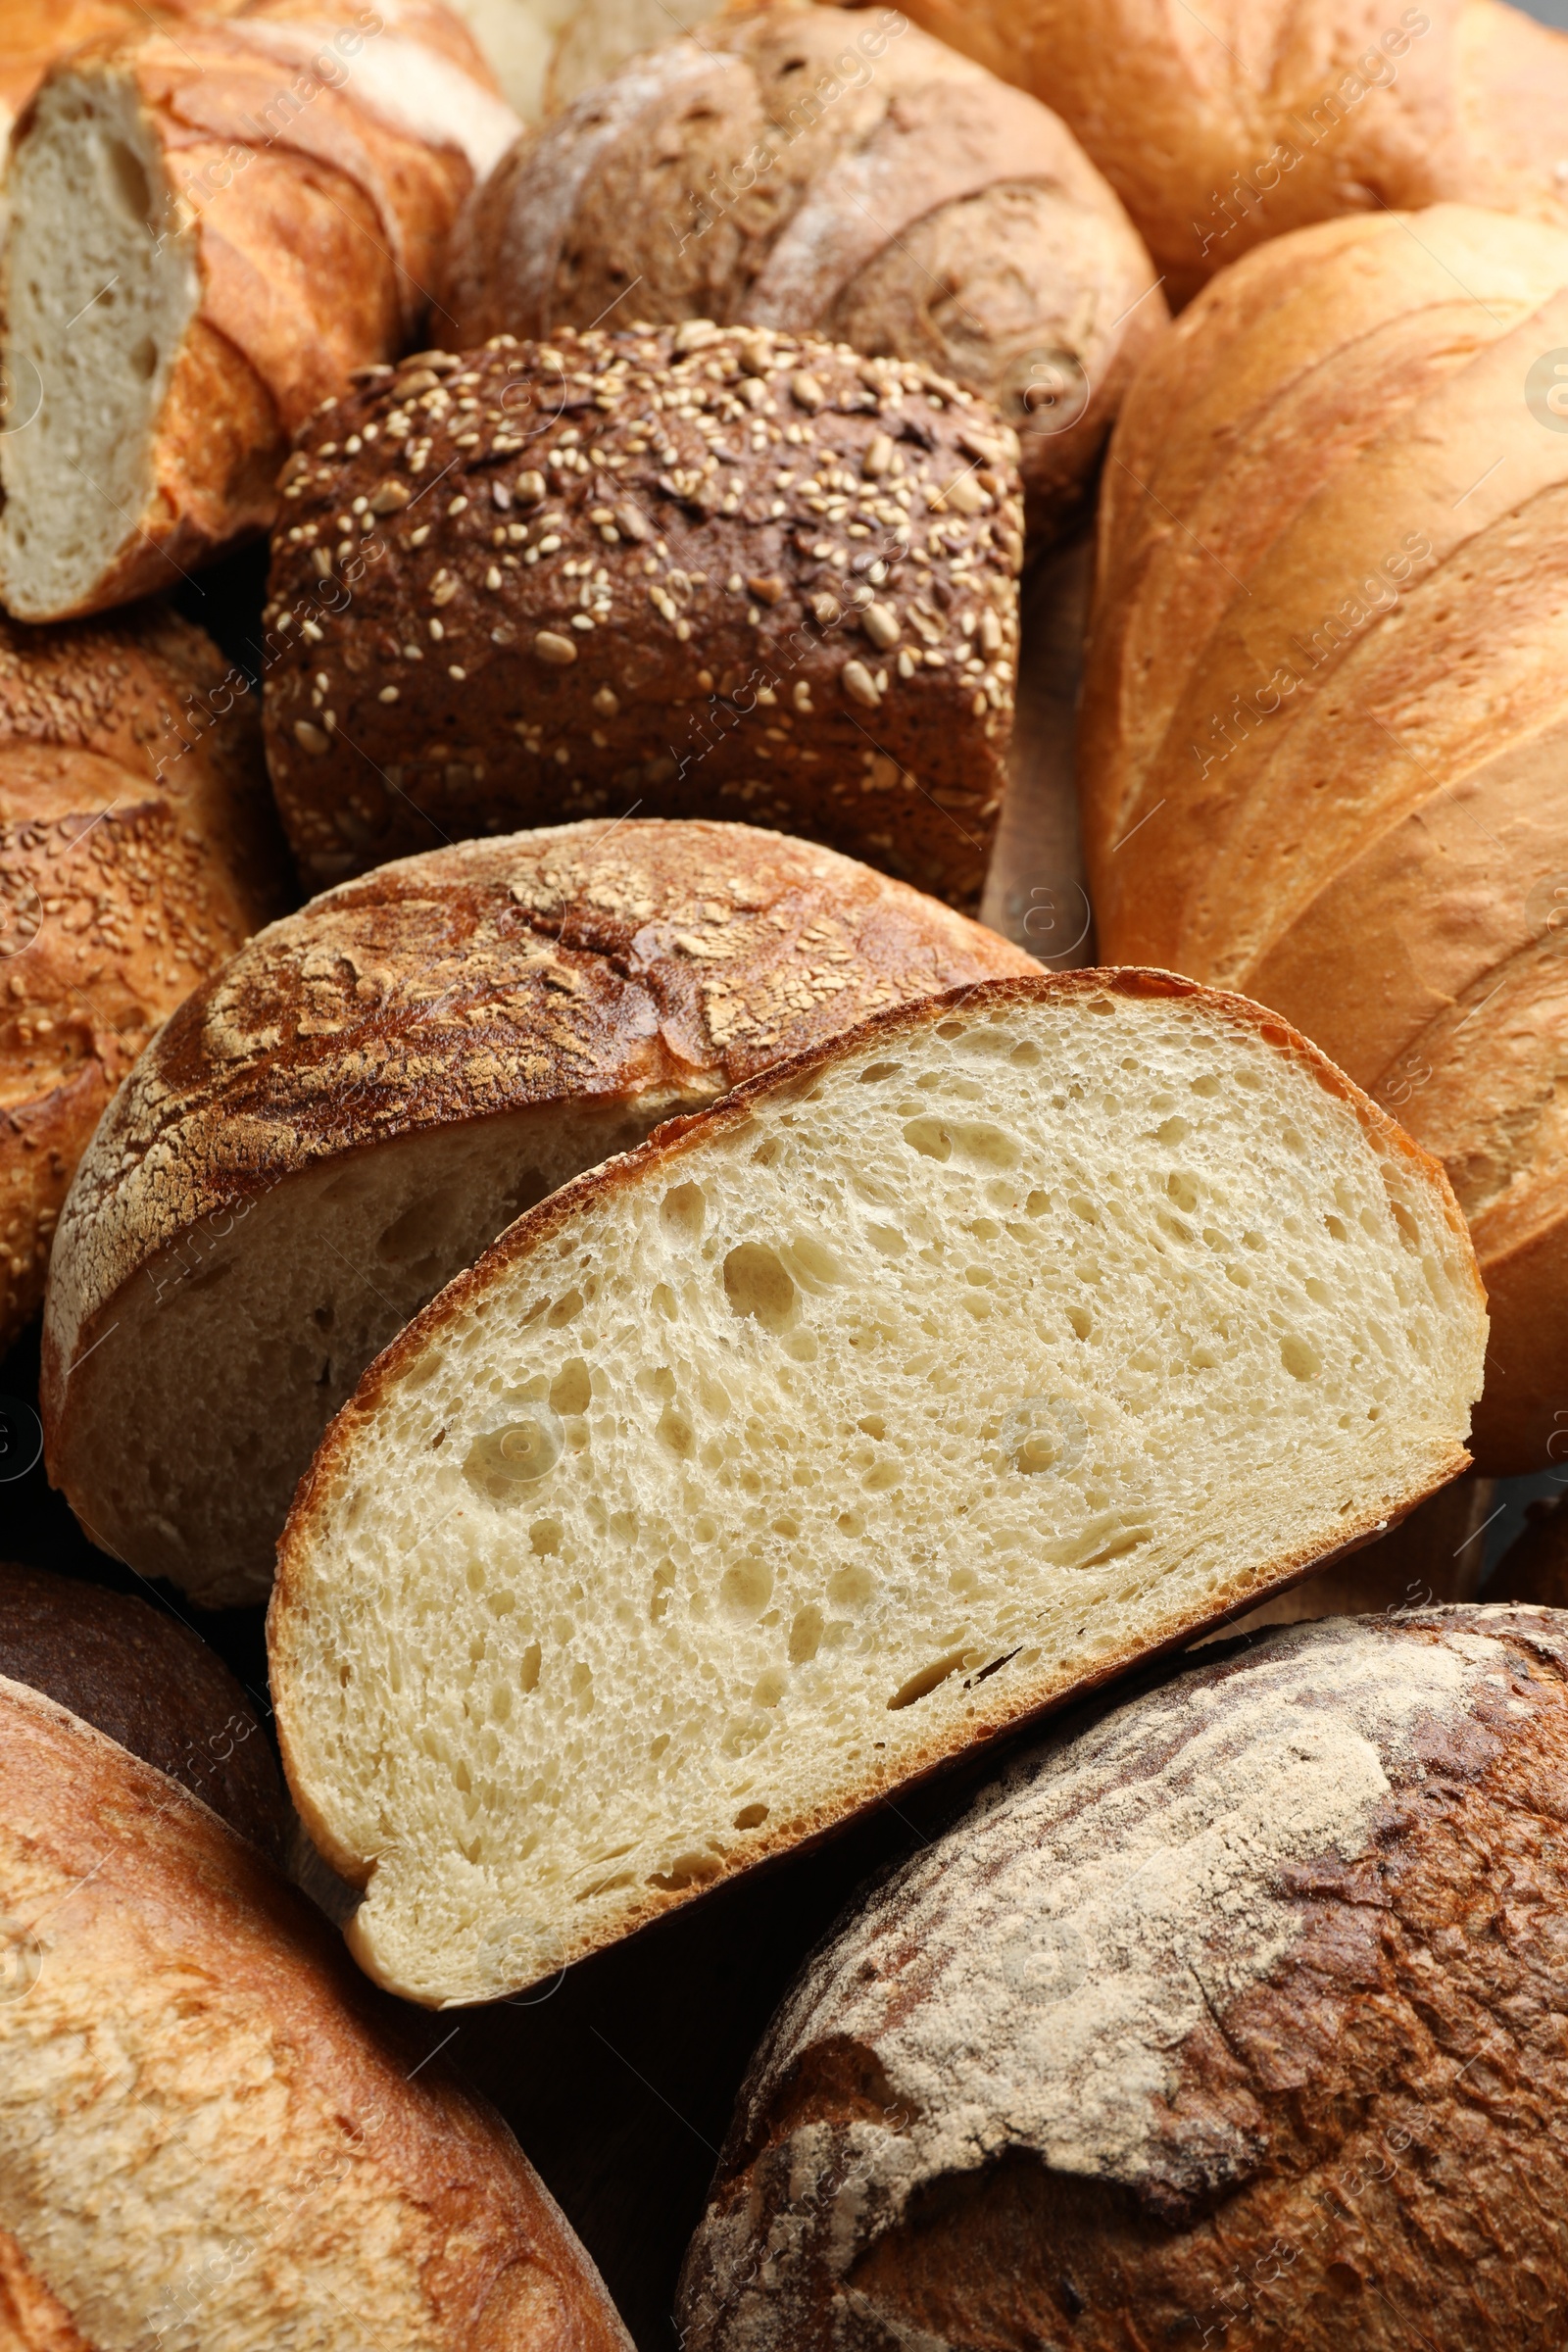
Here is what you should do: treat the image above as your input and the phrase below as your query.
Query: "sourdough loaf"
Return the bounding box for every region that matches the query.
[1078,203,1568,1474]
[41,819,1033,1606]
[262,324,1022,905]
[268,968,1487,2006]
[0,603,286,1357]
[443,3,1167,544]
[679,1603,1568,2351]
[0,1674,631,2350]
[0,0,519,620]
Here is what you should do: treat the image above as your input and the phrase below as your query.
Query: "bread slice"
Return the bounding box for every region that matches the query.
[269,969,1488,2006]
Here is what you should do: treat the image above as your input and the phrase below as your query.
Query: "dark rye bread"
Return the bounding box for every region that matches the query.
[0,1560,285,1860]
[261,324,1022,907]
[679,1605,1568,2352]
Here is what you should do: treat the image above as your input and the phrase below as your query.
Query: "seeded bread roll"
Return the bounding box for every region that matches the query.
[444,2,1167,545]
[262,324,1022,907]
[0,604,286,1357]
[680,1604,1568,2351]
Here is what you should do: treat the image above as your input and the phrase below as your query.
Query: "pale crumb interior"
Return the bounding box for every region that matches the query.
[273,992,1484,2006]
[0,71,198,618]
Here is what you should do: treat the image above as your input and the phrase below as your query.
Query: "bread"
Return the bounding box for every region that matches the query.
[267,966,1486,2006]
[544,0,723,112]
[0,0,519,621]
[41,818,1033,1608]
[0,1559,286,1857]
[1077,203,1568,1477]
[0,603,286,1358]
[871,0,1568,307]
[261,324,1022,907]
[0,1673,632,2350]
[441,2,1166,547]
[677,1602,1568,2351]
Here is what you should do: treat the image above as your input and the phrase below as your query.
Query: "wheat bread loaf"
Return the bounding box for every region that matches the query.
[0,1673,631,2351]
[267,967,1486,2007]
[0,603,286,1357]
[443,3,1167,545]
[40,818,1033,1607]
[677,1602,1568,2351]
[0,0,519,621]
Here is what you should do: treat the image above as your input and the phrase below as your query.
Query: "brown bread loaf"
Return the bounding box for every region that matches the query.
[0,1674,632,2350]
[679,1603,1568,2351]
[443,1,1167,546]
[261,324,1022,906]
[0,604,286,1357]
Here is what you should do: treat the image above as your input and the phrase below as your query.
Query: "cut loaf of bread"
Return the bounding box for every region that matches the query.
[41,819,1032,1607]
[270,969,1487,2006]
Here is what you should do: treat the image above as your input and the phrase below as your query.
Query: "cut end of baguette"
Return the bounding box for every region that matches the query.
[270,973,1487,2007]
[0,67,197,620]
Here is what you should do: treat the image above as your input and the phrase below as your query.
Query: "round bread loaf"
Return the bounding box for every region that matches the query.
[443,1,1167,544]
[679,1603,1568,2350]
[261,323,1022,907]
[40,818,1034,1605]
[0,604,287,1357]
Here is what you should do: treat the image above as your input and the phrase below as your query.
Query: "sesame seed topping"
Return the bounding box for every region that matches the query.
[534,631,578,665]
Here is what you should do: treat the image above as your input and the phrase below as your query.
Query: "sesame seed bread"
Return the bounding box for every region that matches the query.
[678,1603,1568,2352]
[443,1,1168,546]
[40,819,1033,1607]
[261,324,1022,906]
[0,0,519,621]
[268,968,1487,2008]
[0,1673,632,2351]
[0,603,286,1358]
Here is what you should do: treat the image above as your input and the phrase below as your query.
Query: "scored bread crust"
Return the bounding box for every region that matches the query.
[0,1674,631,2352]
[269,967,1486,2002]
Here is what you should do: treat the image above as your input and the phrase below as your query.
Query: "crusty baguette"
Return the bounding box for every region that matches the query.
[261,325,1021,906]
[41,819,1033,1608]
[268,967,1487,2007]
[1077,204,1568,1475]
[0,1674,631,2350]
[0,0,519,620]
[679,1602,1568,2350]
[443,2,1167,545]
[0,604,287,1357]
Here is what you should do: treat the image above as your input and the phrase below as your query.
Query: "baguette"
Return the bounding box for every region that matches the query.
[268,967,1487,2007]
[0,1674,631,2350]
[1077,204,1568,1474]
[41,818,1033,1607]
[679,1603,1568,2352]
[261,324,1022,906]
[443,2,1167,545]
[0,0,519,621]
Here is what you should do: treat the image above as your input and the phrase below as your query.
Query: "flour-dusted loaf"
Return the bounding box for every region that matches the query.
[678,1603,1568,2350]
[0,604,286,1357]
[262,325,1022,905]
[41,819,1032,1607]
[0,1559,285,1858]
[0,1675,631,2350]
[443,2,1166,545]
[0,0,519,621]
[269,968,1487,2006]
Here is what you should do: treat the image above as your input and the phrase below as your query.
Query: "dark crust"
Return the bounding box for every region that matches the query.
[270,968,1485,1989]
[260,323,1022,907]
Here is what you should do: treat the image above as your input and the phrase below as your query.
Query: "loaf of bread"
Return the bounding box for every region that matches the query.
[679,1603,1568,2350]
[443,3,1166,545]
[0,1558,285,1857]
[0,604,286,1357]
[41,818,1033,1607]
[1078,203,1568,1477]
[0,0,519,621]
[268,967,1486,2006]
[262,324,1022,906]
[873,0,1568,306]
[0,1673,632,2349]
